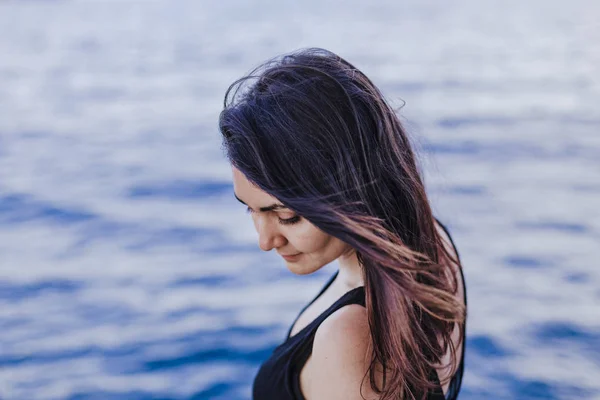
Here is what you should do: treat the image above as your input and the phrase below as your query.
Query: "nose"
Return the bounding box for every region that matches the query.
[255,216,286,251]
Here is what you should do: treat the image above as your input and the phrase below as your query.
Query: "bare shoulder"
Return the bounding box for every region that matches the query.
[303,303,382,400]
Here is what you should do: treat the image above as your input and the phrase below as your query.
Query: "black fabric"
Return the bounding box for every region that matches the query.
[436,219,467,400]
[252,218,466,400]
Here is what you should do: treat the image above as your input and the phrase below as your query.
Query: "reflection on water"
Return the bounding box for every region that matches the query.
[0,0,599,399]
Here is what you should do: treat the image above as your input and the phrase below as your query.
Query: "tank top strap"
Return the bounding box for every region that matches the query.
[285,283,366,345]
[286,271,339,340]
[305,286,366,340]
[434,217,467,400]
[329,285,366,310]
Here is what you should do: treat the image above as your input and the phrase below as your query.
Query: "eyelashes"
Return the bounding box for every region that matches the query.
[246,207,301,225]
[279,216,301,225]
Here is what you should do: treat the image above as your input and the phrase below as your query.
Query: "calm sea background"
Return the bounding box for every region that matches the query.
[1,1,599,399]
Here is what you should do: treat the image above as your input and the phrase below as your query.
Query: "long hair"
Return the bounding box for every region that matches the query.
[218,48,466,400]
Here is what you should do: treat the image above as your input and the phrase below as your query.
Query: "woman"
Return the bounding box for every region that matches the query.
[219,48,467,400]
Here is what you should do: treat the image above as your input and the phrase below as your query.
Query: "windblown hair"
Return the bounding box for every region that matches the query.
[219,48,466,400]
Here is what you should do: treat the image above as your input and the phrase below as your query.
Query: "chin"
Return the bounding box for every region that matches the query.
[285,261,325,276]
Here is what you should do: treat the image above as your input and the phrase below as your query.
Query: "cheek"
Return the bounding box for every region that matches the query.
[288,224,332,254]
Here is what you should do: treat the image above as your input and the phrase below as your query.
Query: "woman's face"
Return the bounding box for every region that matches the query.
[232,166,351,275]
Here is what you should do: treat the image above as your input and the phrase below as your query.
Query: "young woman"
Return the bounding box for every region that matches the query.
[219,48,467,400]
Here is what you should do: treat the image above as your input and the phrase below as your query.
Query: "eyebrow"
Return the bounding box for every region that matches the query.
[234,193,289,212]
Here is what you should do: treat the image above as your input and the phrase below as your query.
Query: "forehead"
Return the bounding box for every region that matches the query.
[231,166,279,203]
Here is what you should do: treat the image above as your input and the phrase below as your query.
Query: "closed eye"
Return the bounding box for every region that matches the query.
[246,207,301,225]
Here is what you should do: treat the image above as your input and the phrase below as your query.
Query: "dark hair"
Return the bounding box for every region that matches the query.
[219,48,465,400]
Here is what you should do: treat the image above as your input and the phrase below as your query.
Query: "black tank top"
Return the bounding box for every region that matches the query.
[252,220,466,400]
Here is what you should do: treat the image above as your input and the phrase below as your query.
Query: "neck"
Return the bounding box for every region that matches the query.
[336,249,364,290]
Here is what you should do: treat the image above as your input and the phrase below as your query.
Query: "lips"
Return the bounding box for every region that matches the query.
[281,253,301,261]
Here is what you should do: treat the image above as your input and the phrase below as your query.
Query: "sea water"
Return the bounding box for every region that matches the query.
[0,1,599,399]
